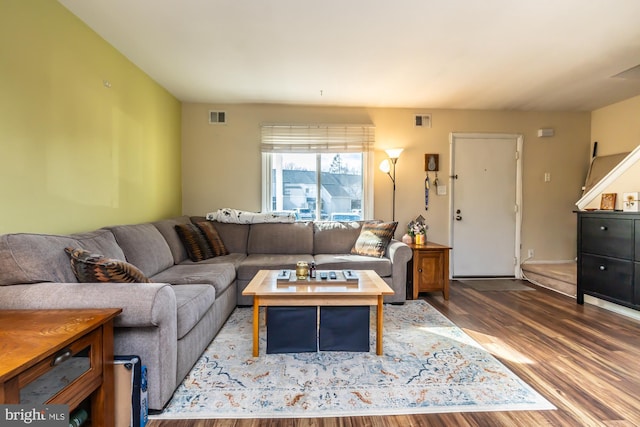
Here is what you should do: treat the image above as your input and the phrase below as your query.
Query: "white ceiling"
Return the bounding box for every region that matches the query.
[58,0,640,111]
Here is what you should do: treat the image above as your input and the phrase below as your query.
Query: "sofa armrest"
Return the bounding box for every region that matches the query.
[385,239,412,302]
[386,239,412,265]
[0,282,176,328]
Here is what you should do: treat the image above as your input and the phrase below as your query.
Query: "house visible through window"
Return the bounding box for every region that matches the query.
[261,125,374,221]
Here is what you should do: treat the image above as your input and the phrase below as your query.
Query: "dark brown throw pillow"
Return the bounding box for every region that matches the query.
[175,223,215,262]
[64,247,151,283]
[350,221,398,258]
[195,221,229,256]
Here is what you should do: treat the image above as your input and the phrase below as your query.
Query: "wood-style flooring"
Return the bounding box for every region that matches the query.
[147,280,640,426]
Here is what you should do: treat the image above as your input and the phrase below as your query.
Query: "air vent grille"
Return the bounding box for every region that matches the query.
[414,114,432,128]
[209,111,227,124]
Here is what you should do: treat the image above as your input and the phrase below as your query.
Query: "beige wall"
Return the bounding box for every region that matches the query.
[584,94,640,210]
[0,1,182,234]
[182,103,590,261]
[591,94,640,155]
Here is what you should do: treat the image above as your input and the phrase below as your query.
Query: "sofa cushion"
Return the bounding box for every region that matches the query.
[175,223,215,262]
[179,253,247,269]
[313,254,392,277]
[313,221,362,254]
[351,221,398,258]
[172,284,216,340]
[153,216,193,264]
[192,218,250,254]
[247,222,313,255]
[108,223,174,277]
[0,233,80,286]
[65,247,152,283]
[71,229,126,260]
[151,264,236,296]
[237,254,315,281]
[195,221,229,256]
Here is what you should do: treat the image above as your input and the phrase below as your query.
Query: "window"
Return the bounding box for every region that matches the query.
[261,125,374,221]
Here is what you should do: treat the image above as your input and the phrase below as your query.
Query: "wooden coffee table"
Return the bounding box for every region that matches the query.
[242,269,394,356]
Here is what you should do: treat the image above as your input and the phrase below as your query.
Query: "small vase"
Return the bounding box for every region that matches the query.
[414,234,425,245]
[401,234,412,244]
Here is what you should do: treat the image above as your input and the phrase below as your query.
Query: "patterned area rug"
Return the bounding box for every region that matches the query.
[153,300,554,419]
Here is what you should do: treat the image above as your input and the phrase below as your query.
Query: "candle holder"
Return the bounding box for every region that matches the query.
[295,261,309,279]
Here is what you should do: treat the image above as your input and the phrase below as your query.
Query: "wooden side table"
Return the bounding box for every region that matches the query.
[407,241,451,300]
[0,308,121,427]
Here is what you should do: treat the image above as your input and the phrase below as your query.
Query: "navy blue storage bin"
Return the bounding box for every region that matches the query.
[266,306,318,353]
[319,306,370,352]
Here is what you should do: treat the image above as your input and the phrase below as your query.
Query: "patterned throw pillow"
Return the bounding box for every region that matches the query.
[175,223,215,262]
[350,221,398,258]
[64,247,151,283]
[195,221,229,256]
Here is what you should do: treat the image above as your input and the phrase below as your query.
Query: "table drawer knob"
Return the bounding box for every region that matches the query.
[418,268,423,273]
[599,265,606,271]
[51,349,72,366]
[600,226,607,231]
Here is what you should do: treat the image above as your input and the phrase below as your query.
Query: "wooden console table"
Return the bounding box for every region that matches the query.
[407,241,451,300]
[0,308,121,427]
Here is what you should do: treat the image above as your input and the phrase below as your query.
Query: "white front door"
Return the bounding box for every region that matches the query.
[450,133,522,277]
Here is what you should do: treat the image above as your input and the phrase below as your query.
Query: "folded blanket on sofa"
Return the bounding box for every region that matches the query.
[206,208,296,224]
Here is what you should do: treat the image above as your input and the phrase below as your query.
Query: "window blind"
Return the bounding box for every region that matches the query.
[261,124,375,153]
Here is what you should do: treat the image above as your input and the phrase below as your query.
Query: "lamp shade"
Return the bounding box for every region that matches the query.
[379,159,391,173]
[385,148,404,159]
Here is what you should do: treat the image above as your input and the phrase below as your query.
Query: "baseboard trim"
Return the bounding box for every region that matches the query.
[584,295,640,323]
[521,260,575,265]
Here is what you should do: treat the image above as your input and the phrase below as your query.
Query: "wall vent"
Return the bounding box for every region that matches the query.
[414,114,432,128]
[209,111,227,124]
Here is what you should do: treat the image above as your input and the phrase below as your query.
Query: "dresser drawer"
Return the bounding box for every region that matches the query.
[636,263,640,306]
[581,254,633,302]
[635,220,640,262]
[18,328,102,405]
[581,217,633,259]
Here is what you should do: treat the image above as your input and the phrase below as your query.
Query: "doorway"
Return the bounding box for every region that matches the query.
[449,133,523,278]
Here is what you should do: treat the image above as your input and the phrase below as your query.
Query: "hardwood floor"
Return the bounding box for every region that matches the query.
[147,281,640,426]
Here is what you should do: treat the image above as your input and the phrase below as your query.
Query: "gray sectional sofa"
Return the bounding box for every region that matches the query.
[0,215,411,411]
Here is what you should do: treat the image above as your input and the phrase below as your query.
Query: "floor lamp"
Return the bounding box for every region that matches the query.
[379,148,403,221]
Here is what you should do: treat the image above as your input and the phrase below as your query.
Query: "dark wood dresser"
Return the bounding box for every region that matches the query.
[577,210,640,310]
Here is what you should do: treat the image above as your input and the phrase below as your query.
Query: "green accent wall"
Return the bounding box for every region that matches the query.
[0,1,182,234]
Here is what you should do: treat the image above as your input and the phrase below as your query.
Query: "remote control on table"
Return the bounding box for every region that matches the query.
[320,272,328,280]
[329,271,337,280]
[277,270,290,280]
